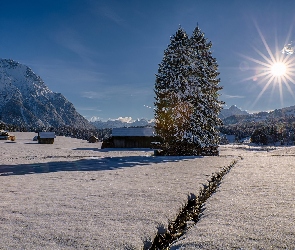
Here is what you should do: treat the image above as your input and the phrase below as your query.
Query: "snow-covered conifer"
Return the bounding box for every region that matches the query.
[188,26,223,147]
[154,27,191,149]
[154,25,223,155]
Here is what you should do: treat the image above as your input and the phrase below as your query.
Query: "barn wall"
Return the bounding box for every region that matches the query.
[113,136,156,148]
[38,138,54,144]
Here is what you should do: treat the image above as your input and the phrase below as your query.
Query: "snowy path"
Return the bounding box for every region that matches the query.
[170,147,295,249]
[0,133,235,249]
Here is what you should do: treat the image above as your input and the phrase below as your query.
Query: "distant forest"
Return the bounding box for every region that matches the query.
[2,114,295,145]
[0,122,111,141]
[220,115,295,145]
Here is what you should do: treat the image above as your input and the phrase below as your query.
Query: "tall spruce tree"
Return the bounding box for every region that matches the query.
[154,27,191,151]
[154,25,223,155]
[188,26,223,147]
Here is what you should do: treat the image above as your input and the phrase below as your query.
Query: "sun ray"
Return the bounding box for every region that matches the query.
[238,69,271,83]
[240,53,270,68]
[284,74,295,85]
[240,68,270,83]
[284,21,294,51]
[282,54,295,66]
[283,54,292,64]
[274,28,283,64]
[257,72,273,84]
[269,77,277,105]
[252,47,274,65]
[279,80,286,107]
[254,22,276,63]
[254,70,273,79]
[251,76,275,108]
[284,56,295,66]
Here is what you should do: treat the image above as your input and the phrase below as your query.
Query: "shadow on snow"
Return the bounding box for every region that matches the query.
[0,151,202,176]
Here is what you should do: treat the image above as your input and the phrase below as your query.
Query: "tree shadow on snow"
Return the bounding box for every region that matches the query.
[73,148,156,152]
[0,154,202,176]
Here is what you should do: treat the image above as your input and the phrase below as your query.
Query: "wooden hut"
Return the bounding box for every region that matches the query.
[38,132,56,144]
[102,127,158,148]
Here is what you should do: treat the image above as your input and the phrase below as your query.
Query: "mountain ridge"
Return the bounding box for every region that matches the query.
[91,105,295,129]
[0,58,93,129]
[219,105,249,119]
[222,105,295,125]
[90,118,154,129]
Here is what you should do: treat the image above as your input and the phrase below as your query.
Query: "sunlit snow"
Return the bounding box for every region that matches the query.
[0,133,294,248]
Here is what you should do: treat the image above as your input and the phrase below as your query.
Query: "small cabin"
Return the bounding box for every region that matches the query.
[38,132,56,144]
[102,127,158,148]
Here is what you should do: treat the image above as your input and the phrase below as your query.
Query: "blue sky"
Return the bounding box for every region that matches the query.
[1,0,295,121]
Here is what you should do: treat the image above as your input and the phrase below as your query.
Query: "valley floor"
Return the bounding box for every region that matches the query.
[0,133,294,249]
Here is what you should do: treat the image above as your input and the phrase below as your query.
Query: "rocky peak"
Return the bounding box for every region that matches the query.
[0,58,93,129]
[220,105,249,119]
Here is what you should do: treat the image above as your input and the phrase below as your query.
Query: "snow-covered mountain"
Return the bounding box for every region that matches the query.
[91,118,154,129]
[222,105,295,125]
[220,105,249,119]
[91,105,249,129]
[0,58,93,129]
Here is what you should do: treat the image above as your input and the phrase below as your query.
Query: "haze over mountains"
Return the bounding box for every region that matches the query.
[0,58,93,129]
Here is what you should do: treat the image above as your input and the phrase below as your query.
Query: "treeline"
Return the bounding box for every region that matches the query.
[0,122,28,132]
[48,126,111,141]
[0,121,111,141]
[220,115,295,145]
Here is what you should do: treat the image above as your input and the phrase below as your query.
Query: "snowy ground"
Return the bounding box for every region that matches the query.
[171,145,295,249]
[0,132,235,249]
[0,133,293,249]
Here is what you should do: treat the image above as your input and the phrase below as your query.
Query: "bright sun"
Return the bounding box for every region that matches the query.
[271,62,286,76]
[240,23,295,108]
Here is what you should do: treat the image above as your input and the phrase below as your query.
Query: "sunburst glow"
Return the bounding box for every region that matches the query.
[271,62,286,76]
[240,23,295,108]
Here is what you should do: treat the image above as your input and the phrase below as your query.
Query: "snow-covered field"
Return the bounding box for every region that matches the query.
[0,133,294,249]
[171,146,295,249]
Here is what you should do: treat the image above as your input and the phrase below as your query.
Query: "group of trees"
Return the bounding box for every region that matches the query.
[220,117,295,145]
[154,25,223,155]
[0,121,110,141]
[0,121,29,132]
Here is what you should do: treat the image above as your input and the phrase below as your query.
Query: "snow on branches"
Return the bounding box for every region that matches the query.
[154,25,223,155]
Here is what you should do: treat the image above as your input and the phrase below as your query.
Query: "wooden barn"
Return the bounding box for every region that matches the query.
[38,132,56,144]
[102,127,159,148]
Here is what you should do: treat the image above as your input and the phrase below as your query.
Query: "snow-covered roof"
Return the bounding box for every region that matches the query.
[112,127,155,137]
[38,132,56,139]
